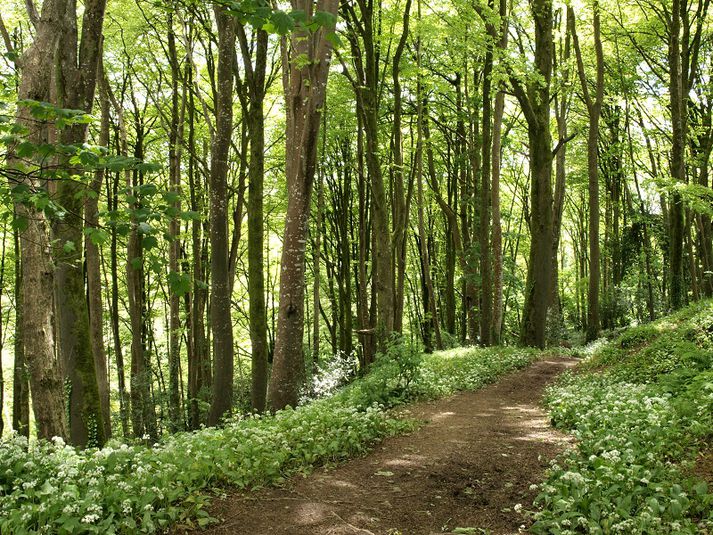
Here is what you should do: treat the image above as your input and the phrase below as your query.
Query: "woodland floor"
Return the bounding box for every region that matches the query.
[187,357,577,535]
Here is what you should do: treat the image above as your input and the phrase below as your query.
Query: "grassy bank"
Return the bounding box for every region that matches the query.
[532,301,713,534]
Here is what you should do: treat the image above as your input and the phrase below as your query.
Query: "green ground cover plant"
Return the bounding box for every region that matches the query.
[532,300,713,534]
[0,343,539,534]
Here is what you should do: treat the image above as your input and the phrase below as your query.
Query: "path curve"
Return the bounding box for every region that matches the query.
[196,357,576,535]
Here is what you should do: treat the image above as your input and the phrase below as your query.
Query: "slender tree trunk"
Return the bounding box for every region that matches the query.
[167,10,184,431]
[127,125,155,440]
[415,92,442,351]
[239,24,270,413]
[669,0,686,309]
[391,0,412,333]
[479,8,494,346]
[570,3,604,341]
[184,40,210,429]
[12,228,29,437]
[414,0,441,350]
[490,0,508,344]
[109,164,129,436]
[356,116,374,366]
[87,65,112,441]
[207,5,236,425]
[345,1,394,349]
[313,173,323,369]
[549,8,570,338]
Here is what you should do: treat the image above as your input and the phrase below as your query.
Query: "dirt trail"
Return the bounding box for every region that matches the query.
[197,357,576,535]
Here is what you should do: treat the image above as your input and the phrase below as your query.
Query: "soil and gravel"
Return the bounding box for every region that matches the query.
[190,357,577,535]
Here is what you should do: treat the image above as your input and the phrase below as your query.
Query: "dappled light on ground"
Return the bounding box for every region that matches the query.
[187,358,576,535]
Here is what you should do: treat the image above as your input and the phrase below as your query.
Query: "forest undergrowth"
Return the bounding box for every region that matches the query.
[532,300,713,534]
[0,342,540,534]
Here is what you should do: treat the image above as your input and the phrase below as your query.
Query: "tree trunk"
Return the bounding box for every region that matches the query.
[268,0,337,410]
[49,0,107,448]
[207,5,236,425]
[312,169,323,369]
[356,116,375,366]
[108,157,129,437]
[13,33,68,442]
[344,1,394,349]
[513,0,554,349]
[166,10,184,431]
[570,3,604,341]
[12,228,29,437]
[239,24,270,413]
[127,123,156,440]
[87,64,112,441]
[185,40,210,429]
[479,7,494,347]
[415,0,442,351]
[490,0,508,344]
[12,0,107,444]
[669,0,686,309]
[391,0,412,333]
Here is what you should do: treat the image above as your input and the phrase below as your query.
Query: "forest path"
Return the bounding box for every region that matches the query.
[197,357,577,535]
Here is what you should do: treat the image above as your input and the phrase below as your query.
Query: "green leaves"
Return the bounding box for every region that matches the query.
[533,301,713,534]
[265,10,295,35]
[167,271,192,297]
[17,99,92,127]
[221,0,337,36]
[85,227,109,246]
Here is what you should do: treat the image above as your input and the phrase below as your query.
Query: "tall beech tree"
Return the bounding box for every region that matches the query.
[342,0,395,350]
[207,4,236,425]
[490,0,508,343]
[11,0,107,443]
[268,0,338,411]
[510,0,555,348]
[668,0,686,310]
[237,20,270,413]
[569,1,604,341]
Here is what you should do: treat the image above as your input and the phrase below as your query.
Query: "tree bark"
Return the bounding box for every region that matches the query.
[344,0,394,349]
[512,0,554,349]
[87,63,112,441]
[207,5,236,425]
[391,0,412,334]
[167,9,184,431]
[668,0,686,309]
[12,4,68,442]
[268,0,338,410]
[238,23,270,413]
[569,2,604,341]
[490,0,508,344]
[12,228,29,437]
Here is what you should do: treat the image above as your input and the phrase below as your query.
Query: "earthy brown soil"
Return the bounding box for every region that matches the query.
[694,447,713,485]
[189,357,577,535]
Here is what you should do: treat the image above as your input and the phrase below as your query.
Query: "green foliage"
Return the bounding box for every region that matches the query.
[343,336,423,407]
[531,300,713,534]
[0,403,406,534]
[220,0,336,36]
[0,343,542,534]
